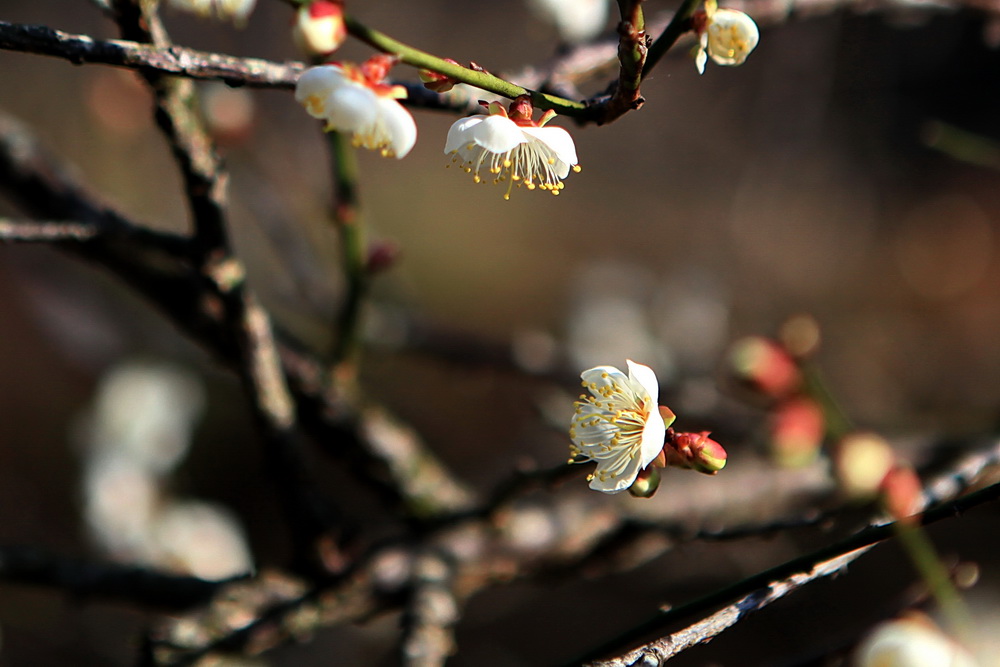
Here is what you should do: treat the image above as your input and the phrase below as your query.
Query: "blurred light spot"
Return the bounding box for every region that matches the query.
[201,82,255,146]
[151,501,254,580]
[85,69,152,138]
[892,196,993,300]
[511,329,557,373]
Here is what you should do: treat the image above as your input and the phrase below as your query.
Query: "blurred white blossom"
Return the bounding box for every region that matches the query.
[79,361,252,580]
[855,616,979,667]
[167,0,257,26]
[527,0,610,43]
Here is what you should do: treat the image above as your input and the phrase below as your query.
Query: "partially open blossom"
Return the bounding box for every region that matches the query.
[855,614,979,667]
[569,360,670,493]
[445,96,580,199]
[692,0,759,75]
[295,57,417,159]
[293,1,346,57]
[168,0,257,26]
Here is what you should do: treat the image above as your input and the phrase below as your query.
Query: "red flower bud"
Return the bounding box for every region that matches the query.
[729,336,802,399]
[770,396,824,467]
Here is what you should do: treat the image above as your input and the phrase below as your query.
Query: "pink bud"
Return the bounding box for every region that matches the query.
[881,465,923,522]
[663,430,728,474]
[366,241,400,275]
[770,397,824,467]
[729,336,802,399]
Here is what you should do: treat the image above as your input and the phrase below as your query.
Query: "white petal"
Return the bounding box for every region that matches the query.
[581,364,630,395]
[639,402,666,468]
[694,47,707,75]
[326,82,378,133]
[465,114,527,154]
[521,125,578,172]
[626,359,658,405]
[589,453,643,493]
[295,65,346,118]
[444,116,485,154]
[375,97,417,158]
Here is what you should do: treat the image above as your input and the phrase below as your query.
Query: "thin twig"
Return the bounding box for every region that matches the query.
[0,217,99,242]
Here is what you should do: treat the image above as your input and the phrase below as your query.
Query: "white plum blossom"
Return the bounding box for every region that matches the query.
[168,0,257,26]
[444,99,580,199]
[569,360,669,493]
[295,59,417,159]
[693,0,759,75]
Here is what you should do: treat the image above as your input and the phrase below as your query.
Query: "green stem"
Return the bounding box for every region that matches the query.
[642,0,702,79]
[343,16,587,116]
[802,364,853,442]
[891,513,975,645]
[327,131,366,367]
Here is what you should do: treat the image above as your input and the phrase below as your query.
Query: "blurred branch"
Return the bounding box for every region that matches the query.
[0,108,473,521]
[400,552,459,667]
[574,441,1000,665]
[0,217,99,242]
[0,545,226,610]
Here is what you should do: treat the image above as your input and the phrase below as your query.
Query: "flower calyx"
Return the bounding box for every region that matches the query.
[691,0,759,75]
[419,59,462,93]
[444,95,581,199]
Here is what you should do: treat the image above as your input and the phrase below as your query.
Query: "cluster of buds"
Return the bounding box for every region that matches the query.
[835,431,924,521]
[728,316,823,467]
[569,360,727,498]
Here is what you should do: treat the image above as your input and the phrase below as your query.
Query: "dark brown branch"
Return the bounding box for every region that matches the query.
[0,20,303,88]
[0,544,226,610]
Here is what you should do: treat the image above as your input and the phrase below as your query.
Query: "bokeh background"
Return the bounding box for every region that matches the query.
[2,0,1000,664]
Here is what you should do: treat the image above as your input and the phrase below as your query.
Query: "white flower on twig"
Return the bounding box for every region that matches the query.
[569,360,668,493]
[295,57,417,159]
[693,0,759,75]
[444,97,580,199]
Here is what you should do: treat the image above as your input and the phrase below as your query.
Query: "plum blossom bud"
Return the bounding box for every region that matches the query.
[419,60,461,93]
[881,465,923,523]
[662,430,728,474]
[729,336,801,399]
[835,432,895,501]
[692,0,759,75]
[294,1,347,57]
[770,396,825,467]
[628,466,661,498]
